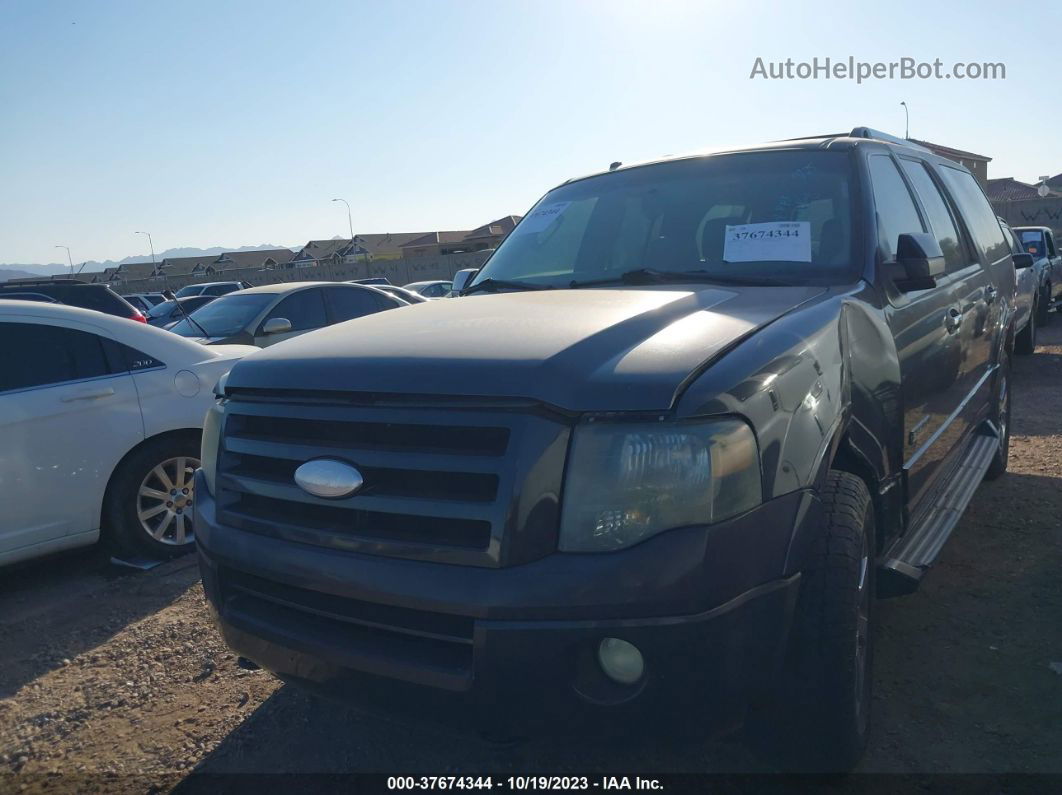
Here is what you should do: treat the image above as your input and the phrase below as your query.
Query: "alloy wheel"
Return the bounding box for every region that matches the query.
[136,456,201,545]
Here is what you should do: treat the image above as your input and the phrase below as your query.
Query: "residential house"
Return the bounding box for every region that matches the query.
[214,248,295,271]
[985,177,1057,202]
[400,216,523,258]
[909,139,992,185]
[290,233,431,269]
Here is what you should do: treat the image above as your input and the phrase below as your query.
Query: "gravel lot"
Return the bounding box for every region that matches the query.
[2,325,1061,793]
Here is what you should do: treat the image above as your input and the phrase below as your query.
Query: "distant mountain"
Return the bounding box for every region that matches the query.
[0,268,42,282]
[0,244,297,282]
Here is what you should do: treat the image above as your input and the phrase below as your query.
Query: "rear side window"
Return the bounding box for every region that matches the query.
[262,289,327,332]
[117,343,164,371]
[898,159,968,272]
[1018,230,1046,256]
[939,167,1009,263]
[867,155,925,262]
[324,287,383,322]
[0,323,114,392]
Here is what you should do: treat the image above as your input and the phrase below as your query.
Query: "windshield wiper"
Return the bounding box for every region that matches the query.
[461,278,552,296]
[568,268,793,288]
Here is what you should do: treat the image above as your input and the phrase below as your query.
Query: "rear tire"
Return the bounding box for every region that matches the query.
[1039,286,1052,325]
[103,433,202,560]
[749,471,875,772]
[1015,310,1036,355]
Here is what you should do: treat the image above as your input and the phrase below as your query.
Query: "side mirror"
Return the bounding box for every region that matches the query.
[894,232,946,291]
[451,268,478,294]
[1012,252,1034,270]
[260,317,292,335]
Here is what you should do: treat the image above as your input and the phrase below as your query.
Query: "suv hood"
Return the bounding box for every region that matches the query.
[226,286,826,411]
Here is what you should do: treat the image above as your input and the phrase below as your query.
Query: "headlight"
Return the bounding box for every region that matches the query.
[213,370,230,399]
[558,418,761,552]
[200,401,224,497]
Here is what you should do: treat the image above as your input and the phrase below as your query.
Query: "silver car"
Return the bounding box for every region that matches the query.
[168,281,406,347]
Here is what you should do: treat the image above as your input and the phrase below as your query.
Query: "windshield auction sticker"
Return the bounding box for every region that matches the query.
[516,201,571,235]
[723,221,812,263]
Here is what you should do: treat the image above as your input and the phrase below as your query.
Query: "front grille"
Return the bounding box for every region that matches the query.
[215,397,569,566]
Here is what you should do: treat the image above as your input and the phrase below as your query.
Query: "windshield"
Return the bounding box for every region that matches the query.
[170,293,273,337]
[175,285,202,298]
[472,151,856,289]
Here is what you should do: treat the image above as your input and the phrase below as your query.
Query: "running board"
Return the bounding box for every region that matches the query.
[879,428,998,596]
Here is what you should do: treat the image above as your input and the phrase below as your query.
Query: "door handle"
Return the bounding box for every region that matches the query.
[61,386,115,402]
[944,308,963,333]
[984,285,998,303]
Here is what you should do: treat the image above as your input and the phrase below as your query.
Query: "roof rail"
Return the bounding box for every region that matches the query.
[2,277,87,286]
[849,127,931,152]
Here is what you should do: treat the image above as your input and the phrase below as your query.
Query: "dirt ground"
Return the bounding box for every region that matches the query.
[1,324,1061,793]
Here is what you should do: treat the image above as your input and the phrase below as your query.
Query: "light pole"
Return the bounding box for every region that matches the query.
[55,245,73,277]
[135,231,162,288]
[331,198,356,278]
[900,101,909,139]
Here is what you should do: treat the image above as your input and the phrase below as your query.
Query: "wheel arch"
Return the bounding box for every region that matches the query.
[99,427,203,537]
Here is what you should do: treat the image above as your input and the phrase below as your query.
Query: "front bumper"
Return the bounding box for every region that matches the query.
[195,471,811,733]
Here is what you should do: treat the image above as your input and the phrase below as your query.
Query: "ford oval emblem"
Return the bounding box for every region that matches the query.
[294,459,363,499]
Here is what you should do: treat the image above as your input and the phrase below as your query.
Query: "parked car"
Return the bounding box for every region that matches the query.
[999,220,1039,353]
[125,292,167,309]
[357,283,426,304]
[196,128,1017,771]
[175,281,251,299]
[146,295,216,328]
[0,279,146,323]
[1011,225,1062,318]
[403,279,453,298]
[168,281,406,346]
[122,294,155,314]
[0,300,256,566]
[448,268,477,295]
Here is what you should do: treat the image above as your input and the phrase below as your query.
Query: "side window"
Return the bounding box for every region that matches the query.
[938,166,1010,263]
[899,159,969,272]
[262,289,327,332]
[867,155,925,262]
[117,343,164,371]
[0,323,113,393]
[325,287,382,322]
[1047,232,1058,257]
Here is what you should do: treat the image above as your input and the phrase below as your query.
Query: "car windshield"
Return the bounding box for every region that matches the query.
[174,285,202,297]
[170,293,274,337]
[471,151,856,290]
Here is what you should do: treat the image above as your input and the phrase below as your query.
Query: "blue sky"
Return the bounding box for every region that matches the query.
[0,0,1057,264]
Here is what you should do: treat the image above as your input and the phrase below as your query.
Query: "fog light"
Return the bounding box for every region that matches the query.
[597,638,644,685]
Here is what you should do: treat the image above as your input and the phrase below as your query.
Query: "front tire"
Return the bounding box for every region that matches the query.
[1015,309,1036,355]
[103,433,202,559]
[751,471,875,772]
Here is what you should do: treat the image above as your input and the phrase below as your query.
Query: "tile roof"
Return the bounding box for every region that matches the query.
[909,139,992,162]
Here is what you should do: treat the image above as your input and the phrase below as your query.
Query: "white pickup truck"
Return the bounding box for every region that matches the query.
[1012,226,1062,321]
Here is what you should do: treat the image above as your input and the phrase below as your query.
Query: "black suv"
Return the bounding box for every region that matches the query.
[0,279,145,322]
[196,128,1018,769]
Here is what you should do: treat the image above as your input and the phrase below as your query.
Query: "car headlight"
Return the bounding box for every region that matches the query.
[200,401,224,497]
[558,418,761,552]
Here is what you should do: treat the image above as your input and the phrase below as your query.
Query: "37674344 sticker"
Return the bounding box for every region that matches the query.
[723,221,812,263]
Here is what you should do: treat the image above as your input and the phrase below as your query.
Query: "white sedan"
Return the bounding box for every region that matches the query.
[0,300,257,566]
